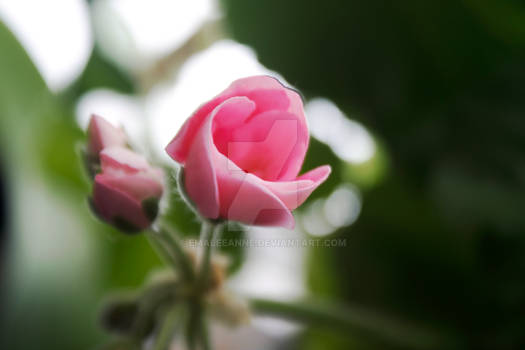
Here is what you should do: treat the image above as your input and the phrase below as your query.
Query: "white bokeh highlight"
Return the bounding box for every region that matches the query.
[0,0,93,91]
[324,184,361,228]
[228,226,306,301]
[93,0,215,69]
[76,89,147,152]
[301,199,334,237]
[306,98,375,163]
[228,226,306,337]
[302,184,362,237]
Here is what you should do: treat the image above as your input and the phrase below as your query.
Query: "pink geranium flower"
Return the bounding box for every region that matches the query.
[166,76,330,228]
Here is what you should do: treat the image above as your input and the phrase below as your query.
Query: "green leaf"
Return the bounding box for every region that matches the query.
[63,47,135,103]
[0,20,160,350]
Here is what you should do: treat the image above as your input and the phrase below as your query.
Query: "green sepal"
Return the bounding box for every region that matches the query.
[142,197,160,222]
[113,216,142,234]
[78,144,101,180]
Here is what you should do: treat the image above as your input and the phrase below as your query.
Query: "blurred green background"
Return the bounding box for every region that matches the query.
[1,0,525,349]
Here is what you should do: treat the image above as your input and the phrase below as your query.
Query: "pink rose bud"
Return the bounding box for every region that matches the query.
[166,75,331,228]
[87,114,127,156]
[92,147,164,232]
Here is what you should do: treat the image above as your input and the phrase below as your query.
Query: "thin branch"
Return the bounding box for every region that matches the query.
[148,225,195,282]
[250,298,463,350]
[153,305,185,350]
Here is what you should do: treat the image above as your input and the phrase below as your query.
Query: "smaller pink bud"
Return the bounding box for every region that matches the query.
[87,114,127,156]
[92,147,164,232]
[84,115,164,232]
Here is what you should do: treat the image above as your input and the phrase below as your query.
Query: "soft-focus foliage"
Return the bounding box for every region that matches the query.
[0,18,160,350]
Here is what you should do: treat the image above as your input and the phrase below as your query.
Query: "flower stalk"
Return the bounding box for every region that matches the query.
[196,221,222,293]
[144,220,222,350]
[153,304,186,350]
[250,298,462,350]
[148,225,195,283]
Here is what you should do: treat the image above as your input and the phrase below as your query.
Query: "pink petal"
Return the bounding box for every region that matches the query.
[166,97,226,163]
[237,87,289,115]
[88,115,127,155]
[230,75,303,117]
[211,97,257,157]
[297,164,332,182]
[215,171,295,228]
[100,147,150,174]
[229,76,308,180]
[165,75,304,165]
[261,165,332,210]
[93,174,152,229]
[183,97,255,219]
[98,172,163,202]
[185,96,295,227]
[216,110,308,181]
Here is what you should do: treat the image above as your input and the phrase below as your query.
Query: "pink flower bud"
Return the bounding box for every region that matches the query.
[92,147,164,232]
[87,114,127,156]
[165,76,330,229]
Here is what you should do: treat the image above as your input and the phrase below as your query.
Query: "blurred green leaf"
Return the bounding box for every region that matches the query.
[251,298,461,350]
[343,140,389,190]
[0,19,160,350]
[0,20,86,191]
[63,47,135,103]
[464,0,525,45]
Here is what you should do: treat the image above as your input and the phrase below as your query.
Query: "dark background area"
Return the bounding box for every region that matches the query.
[0,160,6,273]
[0,161,5,238]
[220,0,525,349]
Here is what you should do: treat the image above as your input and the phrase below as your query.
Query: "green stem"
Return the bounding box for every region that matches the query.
[185,299,212,350]
[185,221,221,350]
[250,298,461,350]
[147,225,195,282]
[196,221,221,292]
[198,311,211,350]
[146,232,179,272]
[132,280,178,340]
[185,300,201,350]
[153,305,185,350]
